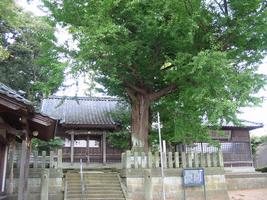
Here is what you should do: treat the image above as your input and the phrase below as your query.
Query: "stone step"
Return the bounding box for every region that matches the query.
[66,175,118,179]
[68,181,120,186]
[67,193,124,198]
[65,177,118,181]
[65,171,125,200]
[67,181,120,185]
[68,185,121,190]
[67,198,125,200]
[67,190,123,195]
[66,176,118,179]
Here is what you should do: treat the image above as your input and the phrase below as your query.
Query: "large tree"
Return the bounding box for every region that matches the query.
[0,1,66,103]
[44,0,266,151]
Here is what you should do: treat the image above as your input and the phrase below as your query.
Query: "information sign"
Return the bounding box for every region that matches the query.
[183,168,205,187]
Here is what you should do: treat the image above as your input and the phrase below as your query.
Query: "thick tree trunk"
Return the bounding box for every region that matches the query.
[125,83,177,152]
[131,95,150,152]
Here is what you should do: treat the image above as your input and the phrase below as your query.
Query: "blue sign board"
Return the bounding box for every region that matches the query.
[183,168,205,187]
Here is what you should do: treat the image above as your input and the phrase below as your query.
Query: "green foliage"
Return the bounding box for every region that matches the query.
[107,131,130,150]
[0,1,66,103]
[31,137,64,153]
[107,102,131,150]
[256,167,267,173]
[43,0,267,145]
[251,136,267,155]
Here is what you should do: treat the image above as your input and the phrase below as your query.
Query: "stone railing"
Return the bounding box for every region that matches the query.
[121,150,224,169]
[14,149,63,169]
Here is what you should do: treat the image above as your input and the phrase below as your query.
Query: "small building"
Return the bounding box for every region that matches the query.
[41,96,123,165]
[185,121,263,170]
[0,83,57,200]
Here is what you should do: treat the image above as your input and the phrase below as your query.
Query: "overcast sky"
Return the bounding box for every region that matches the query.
[16,0,267,136]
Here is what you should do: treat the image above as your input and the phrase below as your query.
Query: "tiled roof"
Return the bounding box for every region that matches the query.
[222,120,263,129]
[41,96,120,128]
[0,82,32,105]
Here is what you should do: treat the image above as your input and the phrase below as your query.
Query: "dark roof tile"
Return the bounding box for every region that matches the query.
[0,82,32,105]
[41,96,120,127]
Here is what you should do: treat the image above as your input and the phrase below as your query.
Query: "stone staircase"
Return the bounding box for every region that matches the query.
[65,171,126,200]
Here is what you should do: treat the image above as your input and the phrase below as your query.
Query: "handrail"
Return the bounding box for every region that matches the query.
[80,159,85,199]
[117,174,128,200]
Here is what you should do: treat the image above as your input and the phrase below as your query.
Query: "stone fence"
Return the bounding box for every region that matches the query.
[121,150,224,169]
[121,151,229,200]
[7,149,63,200]
[14,149,63,169]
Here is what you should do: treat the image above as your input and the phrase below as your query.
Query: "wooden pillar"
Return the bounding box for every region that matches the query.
[7,139,15,194]
[70,132,74,165]
[18,138,31,200]
[86,135,90,165]
[102,132,106,165]
[1,145,8,193]
[18,117,31,200]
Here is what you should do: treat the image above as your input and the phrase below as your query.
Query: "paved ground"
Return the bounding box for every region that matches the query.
[228,188,267,200]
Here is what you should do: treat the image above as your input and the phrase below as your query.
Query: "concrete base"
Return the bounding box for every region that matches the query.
[226,172,267,190]
[6,169,63,200]
[121,168,230,200]
[62,162,122,169]
[224,167,255,173]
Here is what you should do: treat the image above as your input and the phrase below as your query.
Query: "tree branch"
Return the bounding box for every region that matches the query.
[214,0,227,15]
[124,81,147,95]
[125,87,137,102]
[149,84,177,102]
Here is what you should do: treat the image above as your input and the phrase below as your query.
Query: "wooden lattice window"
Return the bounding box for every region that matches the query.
[210,130,231,140]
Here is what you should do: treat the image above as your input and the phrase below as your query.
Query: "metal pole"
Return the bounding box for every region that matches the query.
[157,112,166,200]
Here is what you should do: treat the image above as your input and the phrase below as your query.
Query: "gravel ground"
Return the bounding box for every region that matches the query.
[228,188,267,200]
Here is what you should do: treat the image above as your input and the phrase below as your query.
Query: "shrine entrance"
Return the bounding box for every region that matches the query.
[62,131,122,164]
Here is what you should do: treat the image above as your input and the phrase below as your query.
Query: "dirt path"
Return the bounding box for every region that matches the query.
[228,188,267,200]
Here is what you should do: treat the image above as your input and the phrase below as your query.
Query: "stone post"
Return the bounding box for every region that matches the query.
[212,152,218,167]
[141,152,146,168]
[121,153,126,169]
[168,152,173,168]
[218,151,224,167]
[126,150,131,169]
[187,153,192,168]
[144,169,152,200]
[194,153,199,167]
[33,150,38,168]
[148,152,153,168]
[200,153,206,167]
[155,152,160,168]
[57,149,62,169]
[206,153,211,167]
[50,151,54,168]
[181,152,186,168]
[42,151,46,168]
[174,152,179,168]
[134,151,139,169]
[40,169,49,200]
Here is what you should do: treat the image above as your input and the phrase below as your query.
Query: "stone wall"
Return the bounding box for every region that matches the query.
[255,142,267,169]
[6,168,63,200]
[121,168,229,200]
[226,173,267,190]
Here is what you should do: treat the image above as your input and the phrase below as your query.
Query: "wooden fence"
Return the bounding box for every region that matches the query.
[14,149,63,169]
[121,151,224,169]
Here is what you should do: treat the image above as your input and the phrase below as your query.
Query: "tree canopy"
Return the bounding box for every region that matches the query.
[0,0,66,103]
[43,0,267,151]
